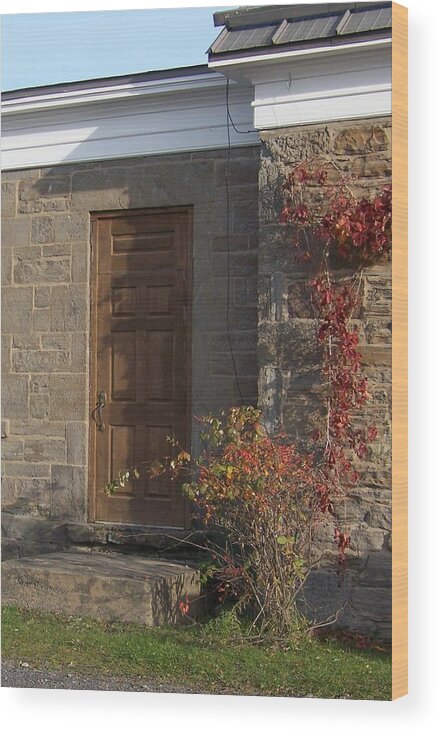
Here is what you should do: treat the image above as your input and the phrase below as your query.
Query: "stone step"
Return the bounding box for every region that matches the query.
[1,551,200,626]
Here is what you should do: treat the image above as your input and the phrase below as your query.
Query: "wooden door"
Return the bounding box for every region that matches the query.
[90,208,192,527]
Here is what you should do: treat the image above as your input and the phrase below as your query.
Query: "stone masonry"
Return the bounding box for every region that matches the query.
[1,146,259,555]
[258,118,392,639]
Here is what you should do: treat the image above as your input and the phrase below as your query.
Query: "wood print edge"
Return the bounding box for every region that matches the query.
[391,0,408,701]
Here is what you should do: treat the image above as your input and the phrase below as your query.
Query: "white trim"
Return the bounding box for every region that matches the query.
[209,42,392,130]
[208,38,391,72]
[1,74,259,170]
[1,72,228,115]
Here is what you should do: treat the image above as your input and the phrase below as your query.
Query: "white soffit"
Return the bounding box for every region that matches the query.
[1,72,259,171]
[209,40,392,129]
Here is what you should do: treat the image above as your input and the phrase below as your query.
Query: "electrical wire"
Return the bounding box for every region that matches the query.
[224,78,250,406]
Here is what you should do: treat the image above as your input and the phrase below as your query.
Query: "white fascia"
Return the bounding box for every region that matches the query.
[209,38,392,129]
[1,71,229,115]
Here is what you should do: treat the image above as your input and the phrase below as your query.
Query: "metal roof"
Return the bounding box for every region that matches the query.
[209,3,392,58]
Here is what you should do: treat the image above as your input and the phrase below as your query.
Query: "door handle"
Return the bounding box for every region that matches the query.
[93,390,107,432]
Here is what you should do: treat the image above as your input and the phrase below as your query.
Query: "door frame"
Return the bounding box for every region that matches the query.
[87,206,193,528]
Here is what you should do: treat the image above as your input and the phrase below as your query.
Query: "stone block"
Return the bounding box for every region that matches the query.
[1,217,30,248]
[24,437,66,463]
[71,243,90,283]
[1,478,16,506]
[14,258,71,284]
[49,374,87,421]
[32,309,51,332]
[34,286,51,308]
[41,334,71,350]
[215,157,259,187]
[1,438,24,461]
[53,213,89,242]
[1,552,201,626]
[66,422,88,466]
[70,332,88,372]
[18,200,43,215]
[42,243,72,257]
[1,287,33,333]
[2,461,51,478]
[1,374,29,419]
[363,275,392,316]
[50,465,87,521]
[12,334,40,350]
[71,168,128,211]
[36,175,71,198]
[333,125,389,154]
[31,216,54,244]
[2,335,11,373]
[30,395,50,420]
[18,180,40,202]
[8,418,65,437]
[15,478,51,503]
[1,419,10,438]
[12,350,70,373]
[1,248,12,286]
[14,246,41,261]
[50,285,87,331]
[1,181,16,217]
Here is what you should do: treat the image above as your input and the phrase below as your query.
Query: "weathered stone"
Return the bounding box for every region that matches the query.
[12,350,70,373]
[66,422,88,466]
[1,419,10,438]
[14,258,70,284]
[34,286,51,308]
[50,285,87,331]
[42,243,71,257]
[32,308,51,332]
[18,200,43,215]
[48,375,87,421]
[31,216,54,244]
[1,217,30,248]
[71,168,128,211]
[14,246,42,262]
[41,333,71,350]
[215,157,259,187]
[2,461,51,478]
[18,180,40,202]
[24,437,66,464]
[2,181,16,217]
[50,465,87,521]
[1,248,12,286]
[53,213,89,242]
[8,418,65,437]
[70,332,88,372]
[333,125,389,154]
[1,478,16,506]
[12,334,40,350]
[36,175,71,198]
[1,438,24,461]
[71,243,89,283]
[1,552,201,626]
[1,287,33,333]
[1,374,29,419]
[30,374,49,394]
[2,335,11,373]
[30,395,50,420]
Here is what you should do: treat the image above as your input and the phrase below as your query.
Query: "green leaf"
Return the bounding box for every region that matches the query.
[277,536,288,545]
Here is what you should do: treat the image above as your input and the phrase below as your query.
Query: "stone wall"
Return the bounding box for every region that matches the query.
[258,119,392,639]
[1,146,259,554]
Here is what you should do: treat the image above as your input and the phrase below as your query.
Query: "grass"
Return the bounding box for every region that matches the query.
[1,606,391,699]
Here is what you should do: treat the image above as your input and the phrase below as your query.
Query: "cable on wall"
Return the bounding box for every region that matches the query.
[224,78,253,406]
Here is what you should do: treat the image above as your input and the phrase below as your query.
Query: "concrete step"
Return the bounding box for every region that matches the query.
[1,551,200,626]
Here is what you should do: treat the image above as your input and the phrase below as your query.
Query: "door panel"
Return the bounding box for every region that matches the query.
[90,209,191,527]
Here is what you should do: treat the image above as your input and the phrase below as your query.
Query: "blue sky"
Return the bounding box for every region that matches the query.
[1,7,229,91]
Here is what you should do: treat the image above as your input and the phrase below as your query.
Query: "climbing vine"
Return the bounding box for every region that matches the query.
[106,159,392,636]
